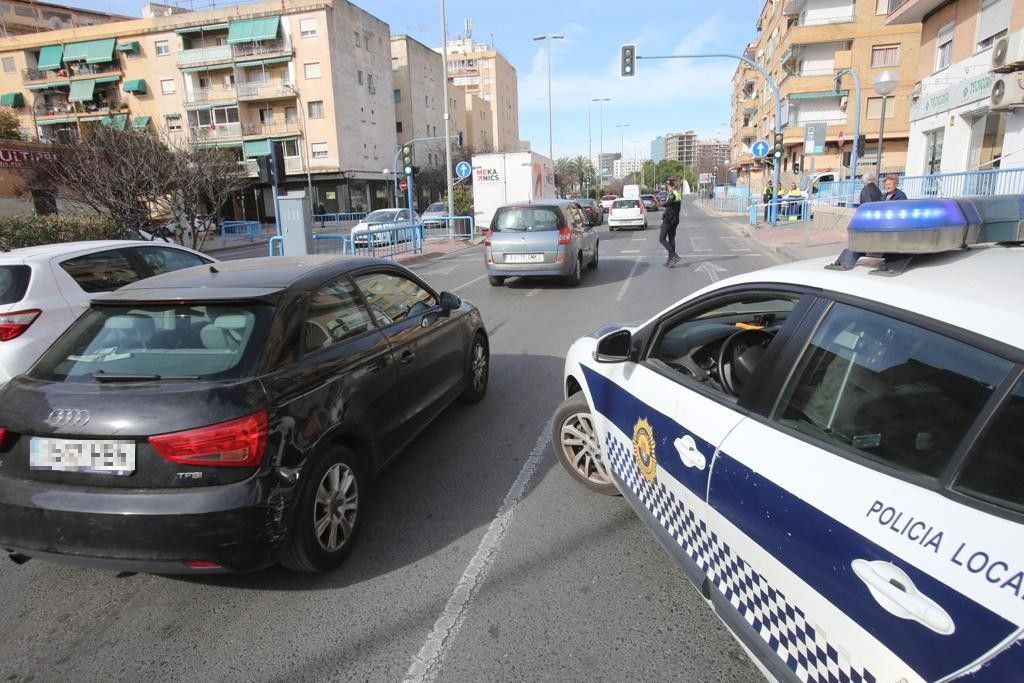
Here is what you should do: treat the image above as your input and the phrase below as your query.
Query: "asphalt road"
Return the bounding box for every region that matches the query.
[0,199,779,682]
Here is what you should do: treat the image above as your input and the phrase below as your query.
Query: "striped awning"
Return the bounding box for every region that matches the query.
[131,115,151,130]
[123,79,147,94]
[236,56,291,68]
[176,23,229,34]
[789,90,848,100]
[227,16,280,43]
[100,114,128,129]
[37,45,63,71]
[26,81,69,91]
[0,92,24,107]
[63,38,116,65]
[37,117,77,125]
[68,79,96,102]
[116,41,140,53]
[243,138,271,157]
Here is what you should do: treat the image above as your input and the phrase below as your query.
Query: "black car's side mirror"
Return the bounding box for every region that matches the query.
[594,329,631,363]
[439,291,461,312]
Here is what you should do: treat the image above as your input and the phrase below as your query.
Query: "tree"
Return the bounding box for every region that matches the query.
[0,106,22,140]
[554,157,573,197]
[655,159,696,189]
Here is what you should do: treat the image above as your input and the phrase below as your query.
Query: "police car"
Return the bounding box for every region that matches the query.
[552,196,1024,682]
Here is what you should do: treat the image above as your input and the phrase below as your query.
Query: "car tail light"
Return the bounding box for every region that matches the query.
[0,427,6,448]
[558,226,571,245]
[484,229,493,247]
[0,309,40,342]
[150,410,268,467]
[183,560,221,569]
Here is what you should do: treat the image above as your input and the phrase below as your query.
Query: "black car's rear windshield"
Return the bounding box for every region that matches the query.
[0,265,30,305]
[491,207,563,232]
[30,303,274,383]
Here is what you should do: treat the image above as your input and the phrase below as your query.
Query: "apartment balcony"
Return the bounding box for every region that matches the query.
[236,80,296,102]
[177,45,232,69]
[739,125,755,137]
[189,122,243,142]
[886,0,943,24]
[241,120,302,138]
[231,39,293,62]
[68,62,122,79]
[242,156,303,177]
[184,84,237,105]
[22,68,70,85]
[33,101,74,118]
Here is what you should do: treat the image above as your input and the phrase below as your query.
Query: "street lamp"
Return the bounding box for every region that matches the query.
[592,97,609,188]
[872,70,899,180]
[533,33,564,162]
[282,83,314,204]
[616,123,629,157]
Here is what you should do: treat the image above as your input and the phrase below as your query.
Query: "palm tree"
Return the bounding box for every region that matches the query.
[554,157,573,197]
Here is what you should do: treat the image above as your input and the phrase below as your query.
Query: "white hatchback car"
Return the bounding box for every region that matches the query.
[350,208,421,248]
[0,240,214,386]
[607,198,647,231]
[553,197,1024,682]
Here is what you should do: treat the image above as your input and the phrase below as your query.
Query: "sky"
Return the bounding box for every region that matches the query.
[62,0,762,161]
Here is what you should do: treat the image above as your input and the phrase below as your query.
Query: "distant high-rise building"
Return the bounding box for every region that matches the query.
[597,152,620,186]
[439,30,518,152]
[696,139,732,175]
[613,157,648,180]
[650,136,665,163]
[665,131,697,168]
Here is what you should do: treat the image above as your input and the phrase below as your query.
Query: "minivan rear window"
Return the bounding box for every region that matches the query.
[30,303,273,383]
[491,207,563,232]
[613,200,640,209]
[0,265,30,305]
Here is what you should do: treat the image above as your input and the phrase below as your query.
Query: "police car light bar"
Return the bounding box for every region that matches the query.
[829,195,1024,276]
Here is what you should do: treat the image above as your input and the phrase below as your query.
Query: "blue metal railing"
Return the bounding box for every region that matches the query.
[748,199,811,225]
[313,220,423,259]
[268,235,283,256]
[312,212,367,228]
[818,168,1024,204]
[220,220,262,247]
[421,215,476,240]
[713,195,758,214]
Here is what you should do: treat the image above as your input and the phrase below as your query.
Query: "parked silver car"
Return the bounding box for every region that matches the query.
[484,200,599,287]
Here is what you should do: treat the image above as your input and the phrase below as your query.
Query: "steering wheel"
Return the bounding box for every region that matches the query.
[717,328,775,397]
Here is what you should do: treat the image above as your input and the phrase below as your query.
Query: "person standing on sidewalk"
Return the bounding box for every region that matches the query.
[762,181,774,223]
[859,172,883,205]
[884,174,908,201]
[660,179,682,267]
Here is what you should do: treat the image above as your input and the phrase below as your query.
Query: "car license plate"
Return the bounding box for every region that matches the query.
[506,254,544,263]
[29,437,135,475]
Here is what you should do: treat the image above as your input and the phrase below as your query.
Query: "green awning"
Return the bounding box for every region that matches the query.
[63,38,116,64]
[68,79,96,102]
[195,140,242,148]
[243,138,271,157]
[123,79,146,94]
[789,90,848,100]
[131,115,151,129]
[183,102,215,110]
[180,64,234,73]
[38,117,77,125]
[0,92,24,107]
[116,41,140,53]
[26,81,69,91]
[37,45,63,71]
[227,16,280,43]
[176,22,228,34]
[79,115,104,121]
[236,56,291,68]
[162,112,182,118]
[92,76,121,84]
[100,114,127,129]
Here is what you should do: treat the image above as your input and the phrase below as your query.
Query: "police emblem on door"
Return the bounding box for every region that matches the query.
[632,418,657,482]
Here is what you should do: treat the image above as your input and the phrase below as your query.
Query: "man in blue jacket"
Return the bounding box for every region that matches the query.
[660,179,682,267]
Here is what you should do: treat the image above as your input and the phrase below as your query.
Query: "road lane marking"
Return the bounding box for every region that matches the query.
[620,249,640,254]
[694,260,728,283]
[616,258,644,302]
[630,237,645,241]
[451,274,487,292]
[403,423,553,683]
[526,288,541,297]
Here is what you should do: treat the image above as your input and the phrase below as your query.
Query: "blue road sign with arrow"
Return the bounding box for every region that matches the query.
[455,161,472,179]
[752,140,769,158]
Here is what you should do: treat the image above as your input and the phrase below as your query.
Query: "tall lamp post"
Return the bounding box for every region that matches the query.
[282,83,314,204]
[533,33,564,162]
[872,70,899,180]
[440,0,455,217]
[592,97,609,189]
[616,123,629,157]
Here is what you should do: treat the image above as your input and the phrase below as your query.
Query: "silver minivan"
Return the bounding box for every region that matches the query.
[484,200,599,287]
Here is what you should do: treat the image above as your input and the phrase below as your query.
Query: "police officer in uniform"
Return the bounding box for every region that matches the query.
[660,179,682,267]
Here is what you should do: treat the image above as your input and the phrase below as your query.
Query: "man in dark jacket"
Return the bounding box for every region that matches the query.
[762,181,774,222]
[884,174,908,200]
[859,172,883,205]
[660,179,682,266]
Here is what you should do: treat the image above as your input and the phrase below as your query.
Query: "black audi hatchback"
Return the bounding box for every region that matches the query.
[0,256,488,573]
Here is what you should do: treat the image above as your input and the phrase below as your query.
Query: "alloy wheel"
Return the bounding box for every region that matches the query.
[559,412,611,484]
[313,462,359,552]
[471,340,488,393]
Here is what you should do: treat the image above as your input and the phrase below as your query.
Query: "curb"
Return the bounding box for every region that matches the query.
[397,236,483,266]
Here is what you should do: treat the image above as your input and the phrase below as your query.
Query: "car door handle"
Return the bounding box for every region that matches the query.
[851,559,955,635]
[673,435,706,470]
[399,349,415,365]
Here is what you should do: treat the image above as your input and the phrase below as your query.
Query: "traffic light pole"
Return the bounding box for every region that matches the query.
[637,53,782,223]
[392,134,461,209]
[270,144,282,235]
[833,68,861,184]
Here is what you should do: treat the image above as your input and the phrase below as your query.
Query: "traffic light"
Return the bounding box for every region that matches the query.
[855,134,866,158]
[402,144,414,175]
[773,132,784,159]
[620,44,636,77]
[456,131,464,147]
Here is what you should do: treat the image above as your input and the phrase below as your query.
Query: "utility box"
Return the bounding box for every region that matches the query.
[470,151,556,231]
[278,194,313,256]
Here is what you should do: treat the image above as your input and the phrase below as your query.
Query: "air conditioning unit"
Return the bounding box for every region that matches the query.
[990,74,1024,111]
[991,30,1024,73]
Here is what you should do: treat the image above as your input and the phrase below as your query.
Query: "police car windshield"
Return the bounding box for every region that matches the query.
[696,300,795,319]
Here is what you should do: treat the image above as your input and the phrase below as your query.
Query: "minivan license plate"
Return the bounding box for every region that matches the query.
[29,437,135,475]
[506,254,544,263]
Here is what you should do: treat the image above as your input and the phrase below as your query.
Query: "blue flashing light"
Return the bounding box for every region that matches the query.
[849,199,968,233]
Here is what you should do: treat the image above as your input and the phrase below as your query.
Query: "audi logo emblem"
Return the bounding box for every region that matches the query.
[45,409,91,428]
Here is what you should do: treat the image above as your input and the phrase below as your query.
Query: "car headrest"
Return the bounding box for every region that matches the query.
[213,315,248,331]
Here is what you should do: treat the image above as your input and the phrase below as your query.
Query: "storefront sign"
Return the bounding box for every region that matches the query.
[0,147,56,168]
[912,72,996,121]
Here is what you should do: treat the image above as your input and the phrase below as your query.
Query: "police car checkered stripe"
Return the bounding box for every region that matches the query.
[604,434,876,683]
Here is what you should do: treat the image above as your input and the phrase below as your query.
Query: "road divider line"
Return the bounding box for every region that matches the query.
[526,288,541,297]
[450,274,487,292]
[616,258,644,302]
[403,422,553,683]
[620,249,640,254]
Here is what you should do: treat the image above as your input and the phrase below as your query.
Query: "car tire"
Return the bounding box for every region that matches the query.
[280,445,363,573]
[564,254,582,287]
[458,333,489,404]
[588,241,599,270]
[488,276,505,287]
[552,394,618,495]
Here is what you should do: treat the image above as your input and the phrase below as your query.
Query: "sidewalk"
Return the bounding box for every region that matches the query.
[694,201,847,262]
[200,229,483,263]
